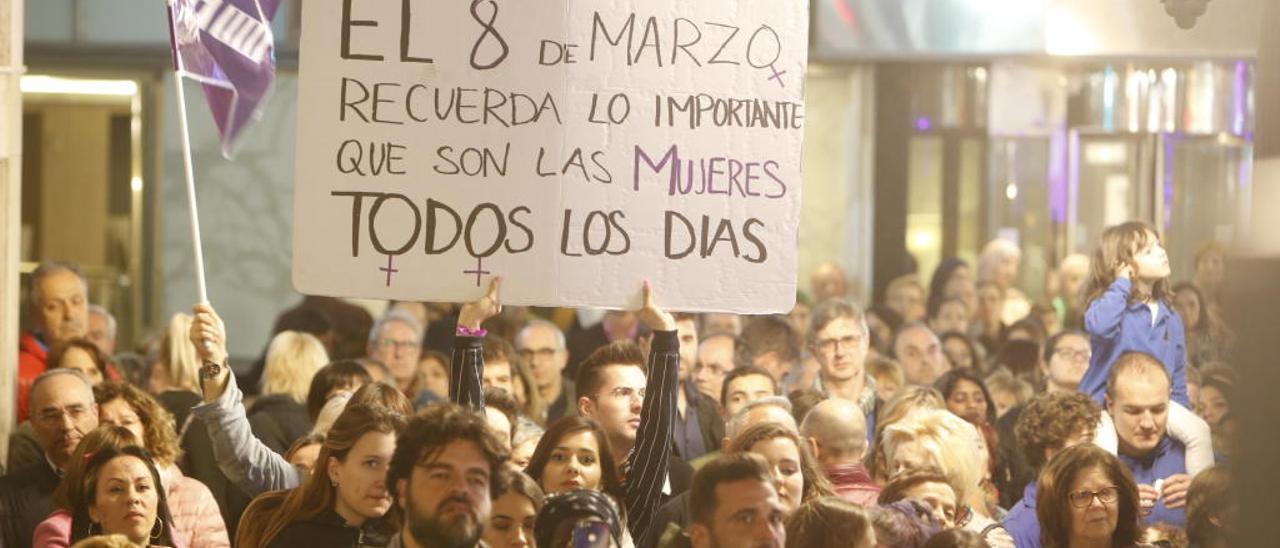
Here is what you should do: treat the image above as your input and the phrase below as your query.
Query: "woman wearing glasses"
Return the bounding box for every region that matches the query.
[1036,444,1150,548]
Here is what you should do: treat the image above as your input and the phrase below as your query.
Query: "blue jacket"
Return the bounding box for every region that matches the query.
[1002,482,1041,548]
[1119,436,1187,527]
[1080,279,1189,408]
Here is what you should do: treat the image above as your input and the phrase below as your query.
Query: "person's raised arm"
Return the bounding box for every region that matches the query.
[624,281,679,548]
[188,303,302,494]
[451,276,502,411]
[1084,267,1132,339]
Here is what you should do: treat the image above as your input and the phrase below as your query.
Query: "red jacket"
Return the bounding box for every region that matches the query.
[826,463,882,507]
[17,331,48,423]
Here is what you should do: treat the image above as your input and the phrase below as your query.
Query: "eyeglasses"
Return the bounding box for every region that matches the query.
[1068,486,1119,508]
[608,387,646,403]
[815,334,863,354]
[517,347,560,360]
[1055,348,1092,362]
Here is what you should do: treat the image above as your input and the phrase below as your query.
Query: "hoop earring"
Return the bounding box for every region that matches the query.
[151,519,163,541]
[88,521,101,537]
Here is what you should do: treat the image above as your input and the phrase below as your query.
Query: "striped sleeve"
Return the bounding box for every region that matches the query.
[624,329,680,548]
[449,334,486,412]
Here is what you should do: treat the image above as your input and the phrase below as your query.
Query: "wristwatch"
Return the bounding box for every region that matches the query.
[200,358,227,381]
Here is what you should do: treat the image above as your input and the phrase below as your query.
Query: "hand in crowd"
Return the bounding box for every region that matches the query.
[458,276,503,330]
[1160,473,1193,509]
[1137,483,1159,516]
[637,280,676,332]
[189,302,231,401]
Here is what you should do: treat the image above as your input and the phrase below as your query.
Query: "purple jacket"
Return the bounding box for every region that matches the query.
[1119,437,1187,527]
[1002,482,1040,548]
[1080,279,1189,408]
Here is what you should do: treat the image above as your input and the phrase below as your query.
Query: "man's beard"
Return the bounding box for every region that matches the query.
[406,493,482,548]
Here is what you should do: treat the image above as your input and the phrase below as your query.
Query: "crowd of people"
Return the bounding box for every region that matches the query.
[0,219,1240,548]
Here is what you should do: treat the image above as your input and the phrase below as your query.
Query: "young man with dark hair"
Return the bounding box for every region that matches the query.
[567,284,683,548]
[687,453,786,548]
[719,365,779,420]
[1041,330,1091,394]
[740,315,802,386]
[386,403,511,548]
[480,334,519,396]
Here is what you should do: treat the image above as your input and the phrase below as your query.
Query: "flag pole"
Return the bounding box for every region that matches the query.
[173,74,210,304]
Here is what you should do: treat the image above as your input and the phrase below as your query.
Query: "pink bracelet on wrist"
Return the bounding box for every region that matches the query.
[456,325,487,338]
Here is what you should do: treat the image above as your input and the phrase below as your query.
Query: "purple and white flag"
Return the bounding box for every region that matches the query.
[166,0,282,157]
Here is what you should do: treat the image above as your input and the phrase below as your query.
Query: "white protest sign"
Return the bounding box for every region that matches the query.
[292,0,809,312]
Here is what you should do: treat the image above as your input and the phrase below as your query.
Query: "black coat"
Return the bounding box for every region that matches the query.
[268,508,395,548]
[685,387,725,462]
[0,460,60,548]
[248,395,313,456]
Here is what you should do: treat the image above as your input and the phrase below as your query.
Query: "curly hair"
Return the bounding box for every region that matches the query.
[388,403,510,507]
[1015,392,1102,471]
[728,422,836,505]
[93,382,182,465]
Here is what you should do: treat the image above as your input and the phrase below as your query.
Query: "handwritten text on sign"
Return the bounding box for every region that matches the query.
[292,0,809,312]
